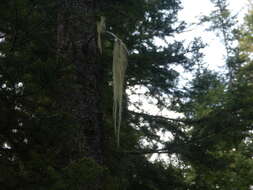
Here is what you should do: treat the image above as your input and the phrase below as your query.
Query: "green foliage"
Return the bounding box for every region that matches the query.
[239,6,253,55]
[176,5,253,189]
[1,0,253,190]
[63,158,105,190]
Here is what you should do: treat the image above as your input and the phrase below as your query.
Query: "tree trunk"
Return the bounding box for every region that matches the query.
[57,0,104,165]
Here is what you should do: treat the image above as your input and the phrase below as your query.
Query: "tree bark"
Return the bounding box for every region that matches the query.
[57,0,104,165]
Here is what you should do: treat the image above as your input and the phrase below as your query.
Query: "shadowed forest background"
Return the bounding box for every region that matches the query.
[0,0,253,190]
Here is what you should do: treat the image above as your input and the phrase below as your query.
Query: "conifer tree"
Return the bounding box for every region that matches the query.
[3,0,253,190]
[0,0,194,189]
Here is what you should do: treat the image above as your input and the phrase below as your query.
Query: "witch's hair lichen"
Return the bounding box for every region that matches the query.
[112,38,128,147]
[97,16,106,54]
[96,16,128,147]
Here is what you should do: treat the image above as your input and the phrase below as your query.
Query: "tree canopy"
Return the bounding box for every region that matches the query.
[0,0,252,190]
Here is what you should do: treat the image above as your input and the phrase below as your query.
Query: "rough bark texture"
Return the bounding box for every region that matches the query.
[57,0,104,165]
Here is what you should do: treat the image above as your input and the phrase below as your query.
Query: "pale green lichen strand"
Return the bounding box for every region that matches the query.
[97,16,106,54]
[96,16,128,147]
[113,39,128,147]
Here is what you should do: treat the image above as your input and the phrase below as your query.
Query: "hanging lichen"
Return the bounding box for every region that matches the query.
[96,16,128,147]
[113,38,128,147]
[97,16,106,54]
